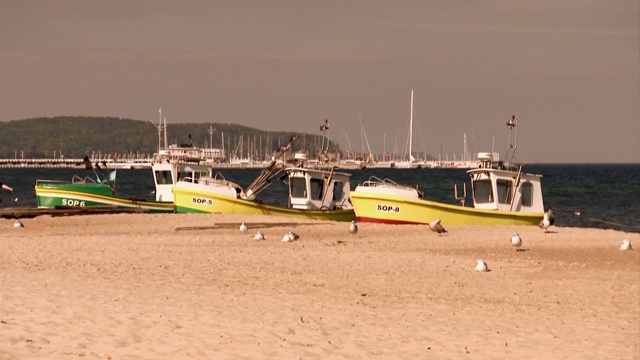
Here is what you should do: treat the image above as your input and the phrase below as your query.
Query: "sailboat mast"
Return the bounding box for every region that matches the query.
[409,90,414,161]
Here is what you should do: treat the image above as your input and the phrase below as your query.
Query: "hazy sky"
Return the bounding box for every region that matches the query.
[1,0,638,163]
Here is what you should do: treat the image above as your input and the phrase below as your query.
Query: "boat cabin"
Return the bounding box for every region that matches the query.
[152,161,213,202]
[287,168,353,211]
[467,160,544,213]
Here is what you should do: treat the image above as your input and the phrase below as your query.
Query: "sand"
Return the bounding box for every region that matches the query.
[1,213,638,359]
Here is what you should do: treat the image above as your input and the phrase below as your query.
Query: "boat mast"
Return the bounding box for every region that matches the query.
[504,115,518,168]
[157,109,163,154]
[208,125,215,149]
[409,90,415,162]
[163,116,168,151]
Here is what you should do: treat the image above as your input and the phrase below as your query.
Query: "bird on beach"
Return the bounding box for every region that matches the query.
[254,231,265,241]
[348,220,358,235]
[282,231,300,243]
[239,222,248,232]
[539,212,553,233]
[475,260,490,272]
[13,220,24,228]
[429,219,447,234]
[619,239,633,251]
[510,233,522,251]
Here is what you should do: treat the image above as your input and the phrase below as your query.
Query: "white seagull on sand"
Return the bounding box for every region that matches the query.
[539,213,553,233]
[429,219,447,234]
[475,260,490,272]
[239,222,248,232]
[619,239,633,251]
[348,220,358,235]
[282,231,300,242]
[13,220,24,228]
[254,231,265,241]
[511,233,522,251]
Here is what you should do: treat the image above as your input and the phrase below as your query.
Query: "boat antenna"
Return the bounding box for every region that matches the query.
[319,119,331,161]
[503,115,518,169]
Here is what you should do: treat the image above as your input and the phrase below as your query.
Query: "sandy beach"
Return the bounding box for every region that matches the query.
[1,213,638,359]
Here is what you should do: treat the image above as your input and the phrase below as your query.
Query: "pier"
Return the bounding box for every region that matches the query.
[0,158,154,169]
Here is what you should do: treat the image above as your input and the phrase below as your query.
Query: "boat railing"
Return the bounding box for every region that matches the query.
[72,175,98,184]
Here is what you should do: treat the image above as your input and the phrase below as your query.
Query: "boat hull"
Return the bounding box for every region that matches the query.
[174,184,355,222]
[350,191,543,226]
[35,182,174,213]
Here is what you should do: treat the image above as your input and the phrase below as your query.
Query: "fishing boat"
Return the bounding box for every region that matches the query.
[34,147,215,213]
[173,132,356,222]
[349,115,549,225]
[35,115,213,213]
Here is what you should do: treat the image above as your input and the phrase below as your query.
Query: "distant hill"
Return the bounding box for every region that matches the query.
[0,116,338,159]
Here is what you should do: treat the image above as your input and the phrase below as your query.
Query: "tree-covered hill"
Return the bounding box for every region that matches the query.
[0,116,339,159]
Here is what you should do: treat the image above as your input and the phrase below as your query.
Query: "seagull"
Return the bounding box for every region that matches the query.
[13,220,24,228]
[510,233,522,251]
[429,219,447,234]
[239,222,248,232]
[348,220,358,235]
[254,231,265,241]
[619,239,633,251]
[282,231,300,242]
[539,213,552,233]
[475,260,490,272]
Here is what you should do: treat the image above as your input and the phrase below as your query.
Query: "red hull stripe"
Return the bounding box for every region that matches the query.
[356,216,425,225]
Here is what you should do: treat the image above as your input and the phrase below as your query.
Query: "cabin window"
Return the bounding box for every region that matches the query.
[155,170,172,185]
[333,181,343,201]
[310,178,324,200]
[521,182,533,206]
[290,178,307,198]
[474,180,493,203]
[496,179,513,204]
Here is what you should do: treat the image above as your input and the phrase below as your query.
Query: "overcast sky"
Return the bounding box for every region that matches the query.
[1,0,638,163]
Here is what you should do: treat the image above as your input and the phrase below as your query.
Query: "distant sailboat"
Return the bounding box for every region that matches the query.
[394,90,415,169]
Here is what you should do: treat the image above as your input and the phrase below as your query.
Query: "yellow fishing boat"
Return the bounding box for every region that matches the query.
[173,134,356,222]
[350,115,549,225]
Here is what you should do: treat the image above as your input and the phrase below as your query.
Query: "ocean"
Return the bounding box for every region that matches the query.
[1,164,638,233]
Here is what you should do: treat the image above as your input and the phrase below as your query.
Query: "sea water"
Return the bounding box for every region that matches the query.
[1,164,638,233]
